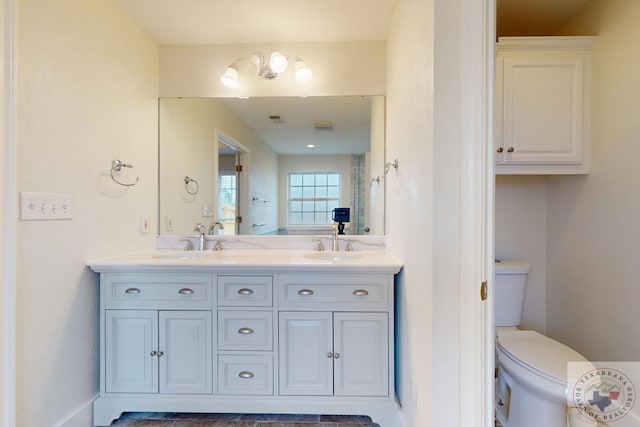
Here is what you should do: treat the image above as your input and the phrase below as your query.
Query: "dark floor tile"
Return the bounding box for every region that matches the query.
[239,414,320,422]
[318,415,373,423]
[172,421,254,427]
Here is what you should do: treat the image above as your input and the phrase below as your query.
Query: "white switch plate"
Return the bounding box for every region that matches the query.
[20,192,73,221]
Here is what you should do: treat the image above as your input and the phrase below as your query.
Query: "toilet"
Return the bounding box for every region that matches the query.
[494,260,595,427]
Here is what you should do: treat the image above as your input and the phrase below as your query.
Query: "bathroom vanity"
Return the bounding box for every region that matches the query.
[88,247,402,426]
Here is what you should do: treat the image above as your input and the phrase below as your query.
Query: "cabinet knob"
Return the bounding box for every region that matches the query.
[237,288,254,295]
[496,147,504,153]
[298,289,314,296]
[157,351,164,357]
[238,327,254,335]
[334,353,341,359]
[327,352,333,358]
[125,288,141,294]
[507,147,515,153]
[178,288,194,295]
[238,371,254,379]
[150,351,157,356]
[353,289,369,296]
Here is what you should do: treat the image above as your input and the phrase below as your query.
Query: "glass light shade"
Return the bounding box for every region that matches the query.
[295,60,313,83]
[220,66,239,89]
[269,51,288,73]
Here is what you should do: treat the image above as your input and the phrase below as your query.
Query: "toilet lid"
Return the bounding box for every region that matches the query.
[497,330,587,382]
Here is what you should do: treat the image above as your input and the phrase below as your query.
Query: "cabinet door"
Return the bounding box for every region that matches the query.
[105,310,158,393]
[159,311,213,394]
[278,312,333,395]
[498,54,586,165]
[333,312,388,396]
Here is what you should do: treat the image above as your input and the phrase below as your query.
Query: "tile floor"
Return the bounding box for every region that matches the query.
[107,412,380,427]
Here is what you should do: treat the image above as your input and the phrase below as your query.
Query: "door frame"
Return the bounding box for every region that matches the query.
[2,0,17,425]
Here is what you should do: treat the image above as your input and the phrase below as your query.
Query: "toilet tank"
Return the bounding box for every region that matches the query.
[494,260,531,327]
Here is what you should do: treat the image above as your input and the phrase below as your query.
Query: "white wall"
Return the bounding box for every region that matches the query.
[545,0,640,361]
[16,1,159,425]
[386,0,434,425]
[495,176,547,332]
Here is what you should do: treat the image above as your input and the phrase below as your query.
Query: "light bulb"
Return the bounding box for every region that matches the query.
[269,51,288,73]
[295,60,312,83]
[220,66,239,89]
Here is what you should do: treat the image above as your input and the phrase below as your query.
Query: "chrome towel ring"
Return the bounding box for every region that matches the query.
[184,176,199,195]
[110,160,139,187]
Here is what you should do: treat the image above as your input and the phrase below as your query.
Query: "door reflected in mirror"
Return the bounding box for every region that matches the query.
[159,96,386,236]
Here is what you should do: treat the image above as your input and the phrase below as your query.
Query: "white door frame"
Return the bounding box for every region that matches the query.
[457,0,495,425]
[2,0,17,426]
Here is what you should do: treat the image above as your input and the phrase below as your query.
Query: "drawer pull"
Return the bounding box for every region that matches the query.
[353,289,369,296]
[238,371,254,379]
[178,288,194,295]
[125,288,141,294]
[237,288,254,295]
[298,289,314,296]
[238,327,254,335]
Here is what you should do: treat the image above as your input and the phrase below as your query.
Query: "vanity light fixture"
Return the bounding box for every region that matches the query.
[220,51,312,89]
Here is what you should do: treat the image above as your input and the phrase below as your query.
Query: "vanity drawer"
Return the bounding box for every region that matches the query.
[218,311,273,351]
[217,354,273,395]
[278,274,390,311]
[104,273,212,309]
[218,276,273,307]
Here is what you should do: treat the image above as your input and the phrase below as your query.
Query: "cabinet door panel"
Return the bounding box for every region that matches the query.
[105,310,158,393]
[279,312,332,395]
[159,311,213,394]
[334,312,388,396]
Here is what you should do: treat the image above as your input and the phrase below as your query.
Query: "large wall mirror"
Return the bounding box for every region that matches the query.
[159,96,386,236]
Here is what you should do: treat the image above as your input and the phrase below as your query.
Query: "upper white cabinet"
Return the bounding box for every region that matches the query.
[495,37,596,174]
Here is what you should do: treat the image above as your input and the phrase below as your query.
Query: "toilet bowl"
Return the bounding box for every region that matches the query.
[495,260,594,427]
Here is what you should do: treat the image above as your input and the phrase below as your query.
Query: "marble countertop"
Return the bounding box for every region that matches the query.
[87,248,403,274]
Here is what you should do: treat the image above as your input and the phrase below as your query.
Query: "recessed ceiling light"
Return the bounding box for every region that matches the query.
[306,144,315,148]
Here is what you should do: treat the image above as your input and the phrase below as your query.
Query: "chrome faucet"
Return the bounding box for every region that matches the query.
[331,223,339,252]
[209,221,224,235]
[194,223,206,251]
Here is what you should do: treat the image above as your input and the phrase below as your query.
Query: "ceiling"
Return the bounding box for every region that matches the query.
[117,0,590,155]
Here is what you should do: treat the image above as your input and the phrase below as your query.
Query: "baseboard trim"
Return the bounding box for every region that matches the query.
[52,394,98,427]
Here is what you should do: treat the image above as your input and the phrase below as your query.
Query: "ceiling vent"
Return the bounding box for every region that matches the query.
[313,120,333,131]
[269,115,284,124]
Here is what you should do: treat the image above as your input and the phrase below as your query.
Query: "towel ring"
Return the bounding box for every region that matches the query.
[110,160,139,187]
[184,176,199,195]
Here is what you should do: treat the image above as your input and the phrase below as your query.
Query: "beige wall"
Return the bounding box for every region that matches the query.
[159,98,278,235]
[495,176,547,332]
[16,1,159,425]
[160,42,386,98]
[545,0,640,360]
[386,0,434,425]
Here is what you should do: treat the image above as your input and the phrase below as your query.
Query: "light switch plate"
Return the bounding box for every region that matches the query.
[20,192,73,221]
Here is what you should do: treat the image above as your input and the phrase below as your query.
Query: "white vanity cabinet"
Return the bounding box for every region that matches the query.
[105,310,213,394]
[279,311,388,397]
[91,259,400,427]
[495,36,595,174]
[101,272,214,395]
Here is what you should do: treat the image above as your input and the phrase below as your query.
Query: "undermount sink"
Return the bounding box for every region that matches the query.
[303,252,362,261]
[152,251,214,260]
